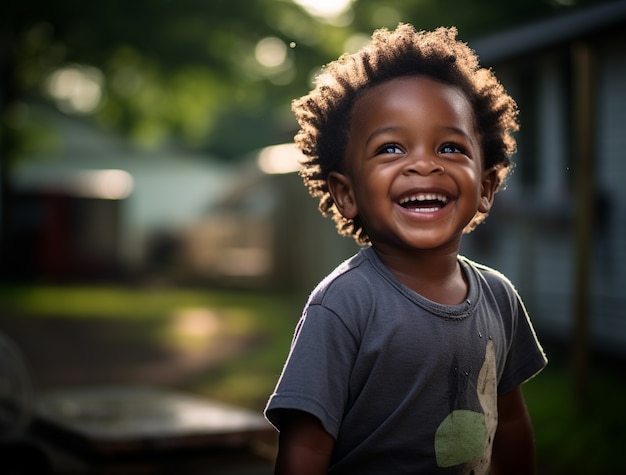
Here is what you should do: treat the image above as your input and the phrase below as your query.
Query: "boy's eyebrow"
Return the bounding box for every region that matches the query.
[440,126,478,146]
[365,126,402,146]
[365,125,477,146]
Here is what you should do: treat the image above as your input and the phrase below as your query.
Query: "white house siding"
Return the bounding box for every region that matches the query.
[592,31,626,353]
[532,52,576,340]
[536,53,570,198]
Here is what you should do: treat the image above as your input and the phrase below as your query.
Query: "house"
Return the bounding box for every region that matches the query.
[461,0,626,354]
[9,105,233,280]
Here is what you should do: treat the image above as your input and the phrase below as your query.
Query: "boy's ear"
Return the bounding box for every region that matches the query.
[478,166,500,214]
[327,171,358,219]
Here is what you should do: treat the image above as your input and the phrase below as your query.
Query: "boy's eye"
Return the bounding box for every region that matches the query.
[376,143,404,155]
[439,143,464,154]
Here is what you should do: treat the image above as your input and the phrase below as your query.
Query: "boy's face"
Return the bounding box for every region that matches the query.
[328,75,498,254]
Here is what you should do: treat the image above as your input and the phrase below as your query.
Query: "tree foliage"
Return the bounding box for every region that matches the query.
[2,0,599,159]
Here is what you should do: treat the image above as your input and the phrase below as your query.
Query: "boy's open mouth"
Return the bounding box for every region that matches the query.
[398,193,449,213]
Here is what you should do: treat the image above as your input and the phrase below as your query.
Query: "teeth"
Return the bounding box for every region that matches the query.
[398,193,449,205]
[409,207,440,213]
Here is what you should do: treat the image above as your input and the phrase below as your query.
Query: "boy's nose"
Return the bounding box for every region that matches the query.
[403,153,445,175]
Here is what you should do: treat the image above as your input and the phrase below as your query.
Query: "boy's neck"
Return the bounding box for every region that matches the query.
[372,246,468,306]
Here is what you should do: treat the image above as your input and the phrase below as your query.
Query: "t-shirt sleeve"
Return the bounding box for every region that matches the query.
[264,302,359,438]
[496,280,547,395]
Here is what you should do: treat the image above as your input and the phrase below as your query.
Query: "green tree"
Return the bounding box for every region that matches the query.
[3,0,597,155]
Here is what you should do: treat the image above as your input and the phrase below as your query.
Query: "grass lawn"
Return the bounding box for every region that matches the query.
[0,283,301,411]
[1,283,624,474]
[523,349,626,474]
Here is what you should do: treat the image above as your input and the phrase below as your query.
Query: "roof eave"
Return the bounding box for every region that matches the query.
[471,0,626,64]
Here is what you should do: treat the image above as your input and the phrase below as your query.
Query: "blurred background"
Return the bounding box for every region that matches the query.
[1,0,625,473]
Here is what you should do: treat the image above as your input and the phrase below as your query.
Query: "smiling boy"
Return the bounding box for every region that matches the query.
[265,24,547,475]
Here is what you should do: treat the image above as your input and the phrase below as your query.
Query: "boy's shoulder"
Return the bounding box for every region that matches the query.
[459,255,521,304]
[307,247,381,306]
[461,255,509,281]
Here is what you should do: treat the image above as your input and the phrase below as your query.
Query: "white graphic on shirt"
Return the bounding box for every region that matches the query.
[434,339,498,474]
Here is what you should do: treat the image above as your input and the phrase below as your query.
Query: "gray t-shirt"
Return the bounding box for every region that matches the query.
[265,246,546,474]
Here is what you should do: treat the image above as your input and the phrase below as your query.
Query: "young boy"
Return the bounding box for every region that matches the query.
[265,24,547,475]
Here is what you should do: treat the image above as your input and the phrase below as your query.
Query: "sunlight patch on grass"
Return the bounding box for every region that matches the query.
[166,307,222,349]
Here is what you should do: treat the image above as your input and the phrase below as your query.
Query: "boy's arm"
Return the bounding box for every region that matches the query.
[490,386,537,475]
[274,410,335,475]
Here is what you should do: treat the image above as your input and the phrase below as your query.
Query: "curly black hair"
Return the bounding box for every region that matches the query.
[293,24,519,245]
